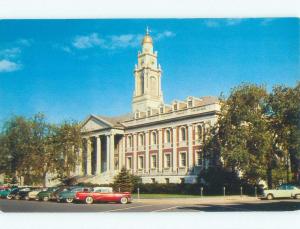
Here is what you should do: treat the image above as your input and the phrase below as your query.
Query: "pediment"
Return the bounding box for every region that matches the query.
[81,116,111,132]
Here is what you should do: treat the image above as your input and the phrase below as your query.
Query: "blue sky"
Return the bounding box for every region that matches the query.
[0,18,299,125]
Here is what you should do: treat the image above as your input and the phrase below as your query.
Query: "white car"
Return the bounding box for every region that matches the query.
[262,184,300,200]
[28,188,44,200]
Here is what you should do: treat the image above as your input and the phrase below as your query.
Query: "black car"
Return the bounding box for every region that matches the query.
[16,187,34,200]
[7,187,31,200]
[6,187,20,200]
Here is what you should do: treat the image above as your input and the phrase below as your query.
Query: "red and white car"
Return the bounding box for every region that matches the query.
[75,187,132,204]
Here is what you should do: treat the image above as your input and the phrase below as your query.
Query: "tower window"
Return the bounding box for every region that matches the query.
[188,100,193,108]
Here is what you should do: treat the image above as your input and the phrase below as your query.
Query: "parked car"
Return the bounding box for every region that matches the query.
[57,186,91,203]
[75,187,132,204]
[0,186,13,198]
[6,187,23,200]
[37,186,64,201]
[15,187,33,200]
[262,184,300,200]
[27,187,44,200]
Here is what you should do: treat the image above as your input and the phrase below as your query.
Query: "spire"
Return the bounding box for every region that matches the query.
[142,26,153,45]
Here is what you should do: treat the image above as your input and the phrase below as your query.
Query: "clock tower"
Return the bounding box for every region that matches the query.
[132,28,164,113]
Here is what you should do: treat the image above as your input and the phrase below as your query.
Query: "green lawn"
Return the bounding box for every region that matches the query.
[131,193,223,199]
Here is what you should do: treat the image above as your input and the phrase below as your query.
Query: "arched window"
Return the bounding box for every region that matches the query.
[196,125,203,141]
[165,129,171,143]
[180,127,186,141]
[141,74,144,94]
[139,134,144,146]
[152,131,157,145]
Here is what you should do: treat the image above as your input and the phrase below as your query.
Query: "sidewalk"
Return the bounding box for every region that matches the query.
[133,196,259,205]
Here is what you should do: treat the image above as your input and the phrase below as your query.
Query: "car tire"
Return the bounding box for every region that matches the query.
[120,197,128,204]
[43,196,49,202]
[85,196,94,204]
[266,194,274,200]
[7,195,13,200]
[66,198,73,203]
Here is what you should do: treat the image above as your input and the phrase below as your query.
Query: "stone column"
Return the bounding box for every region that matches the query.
[110,133,115,172]
[76,147,83,176]
[145,131,149,173]
[120,136,126,170]
[133,134,137,173]
[106,135,110,172]
[172,127,177,173]
[86,138,92,175]
[188,124,193,169]
[158,129,163,172]
[96,136,101,175]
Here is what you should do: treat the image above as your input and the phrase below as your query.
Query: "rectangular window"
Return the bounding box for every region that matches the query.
[188,100,193,107]
[151,154,157,169]
[138,156,144,169]
[180,152,187,167]
[164,154,171,168]
[165,178,170,184]
[126,157,132,169]
[196,151,203,166]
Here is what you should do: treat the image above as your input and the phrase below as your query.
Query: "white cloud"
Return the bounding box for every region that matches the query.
[0,59,21,72]
[155,30,175,40]
[71,30,175,51]
[204,19,245,27]
[17,39,32,46]
[72,33,105,49]
[109,34,143,49]
[0,47,21,59]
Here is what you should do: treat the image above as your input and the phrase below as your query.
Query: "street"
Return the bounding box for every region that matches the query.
[1,198,300,212]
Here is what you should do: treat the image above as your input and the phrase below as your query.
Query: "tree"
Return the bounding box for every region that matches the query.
[113,167,134,192]
[0,114,83,186]
[51,121,82,182]
[217,84,276,187]
[0,116,32,184]
[267,82,300,183]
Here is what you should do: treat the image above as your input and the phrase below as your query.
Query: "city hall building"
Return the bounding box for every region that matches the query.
[77,30,220,184]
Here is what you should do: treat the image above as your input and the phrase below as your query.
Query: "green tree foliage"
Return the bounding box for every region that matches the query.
[267,82,300,183]
[215,83,300,188]
[113,167,134,192]
[217,84,273,185]
[0,113,82,186]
